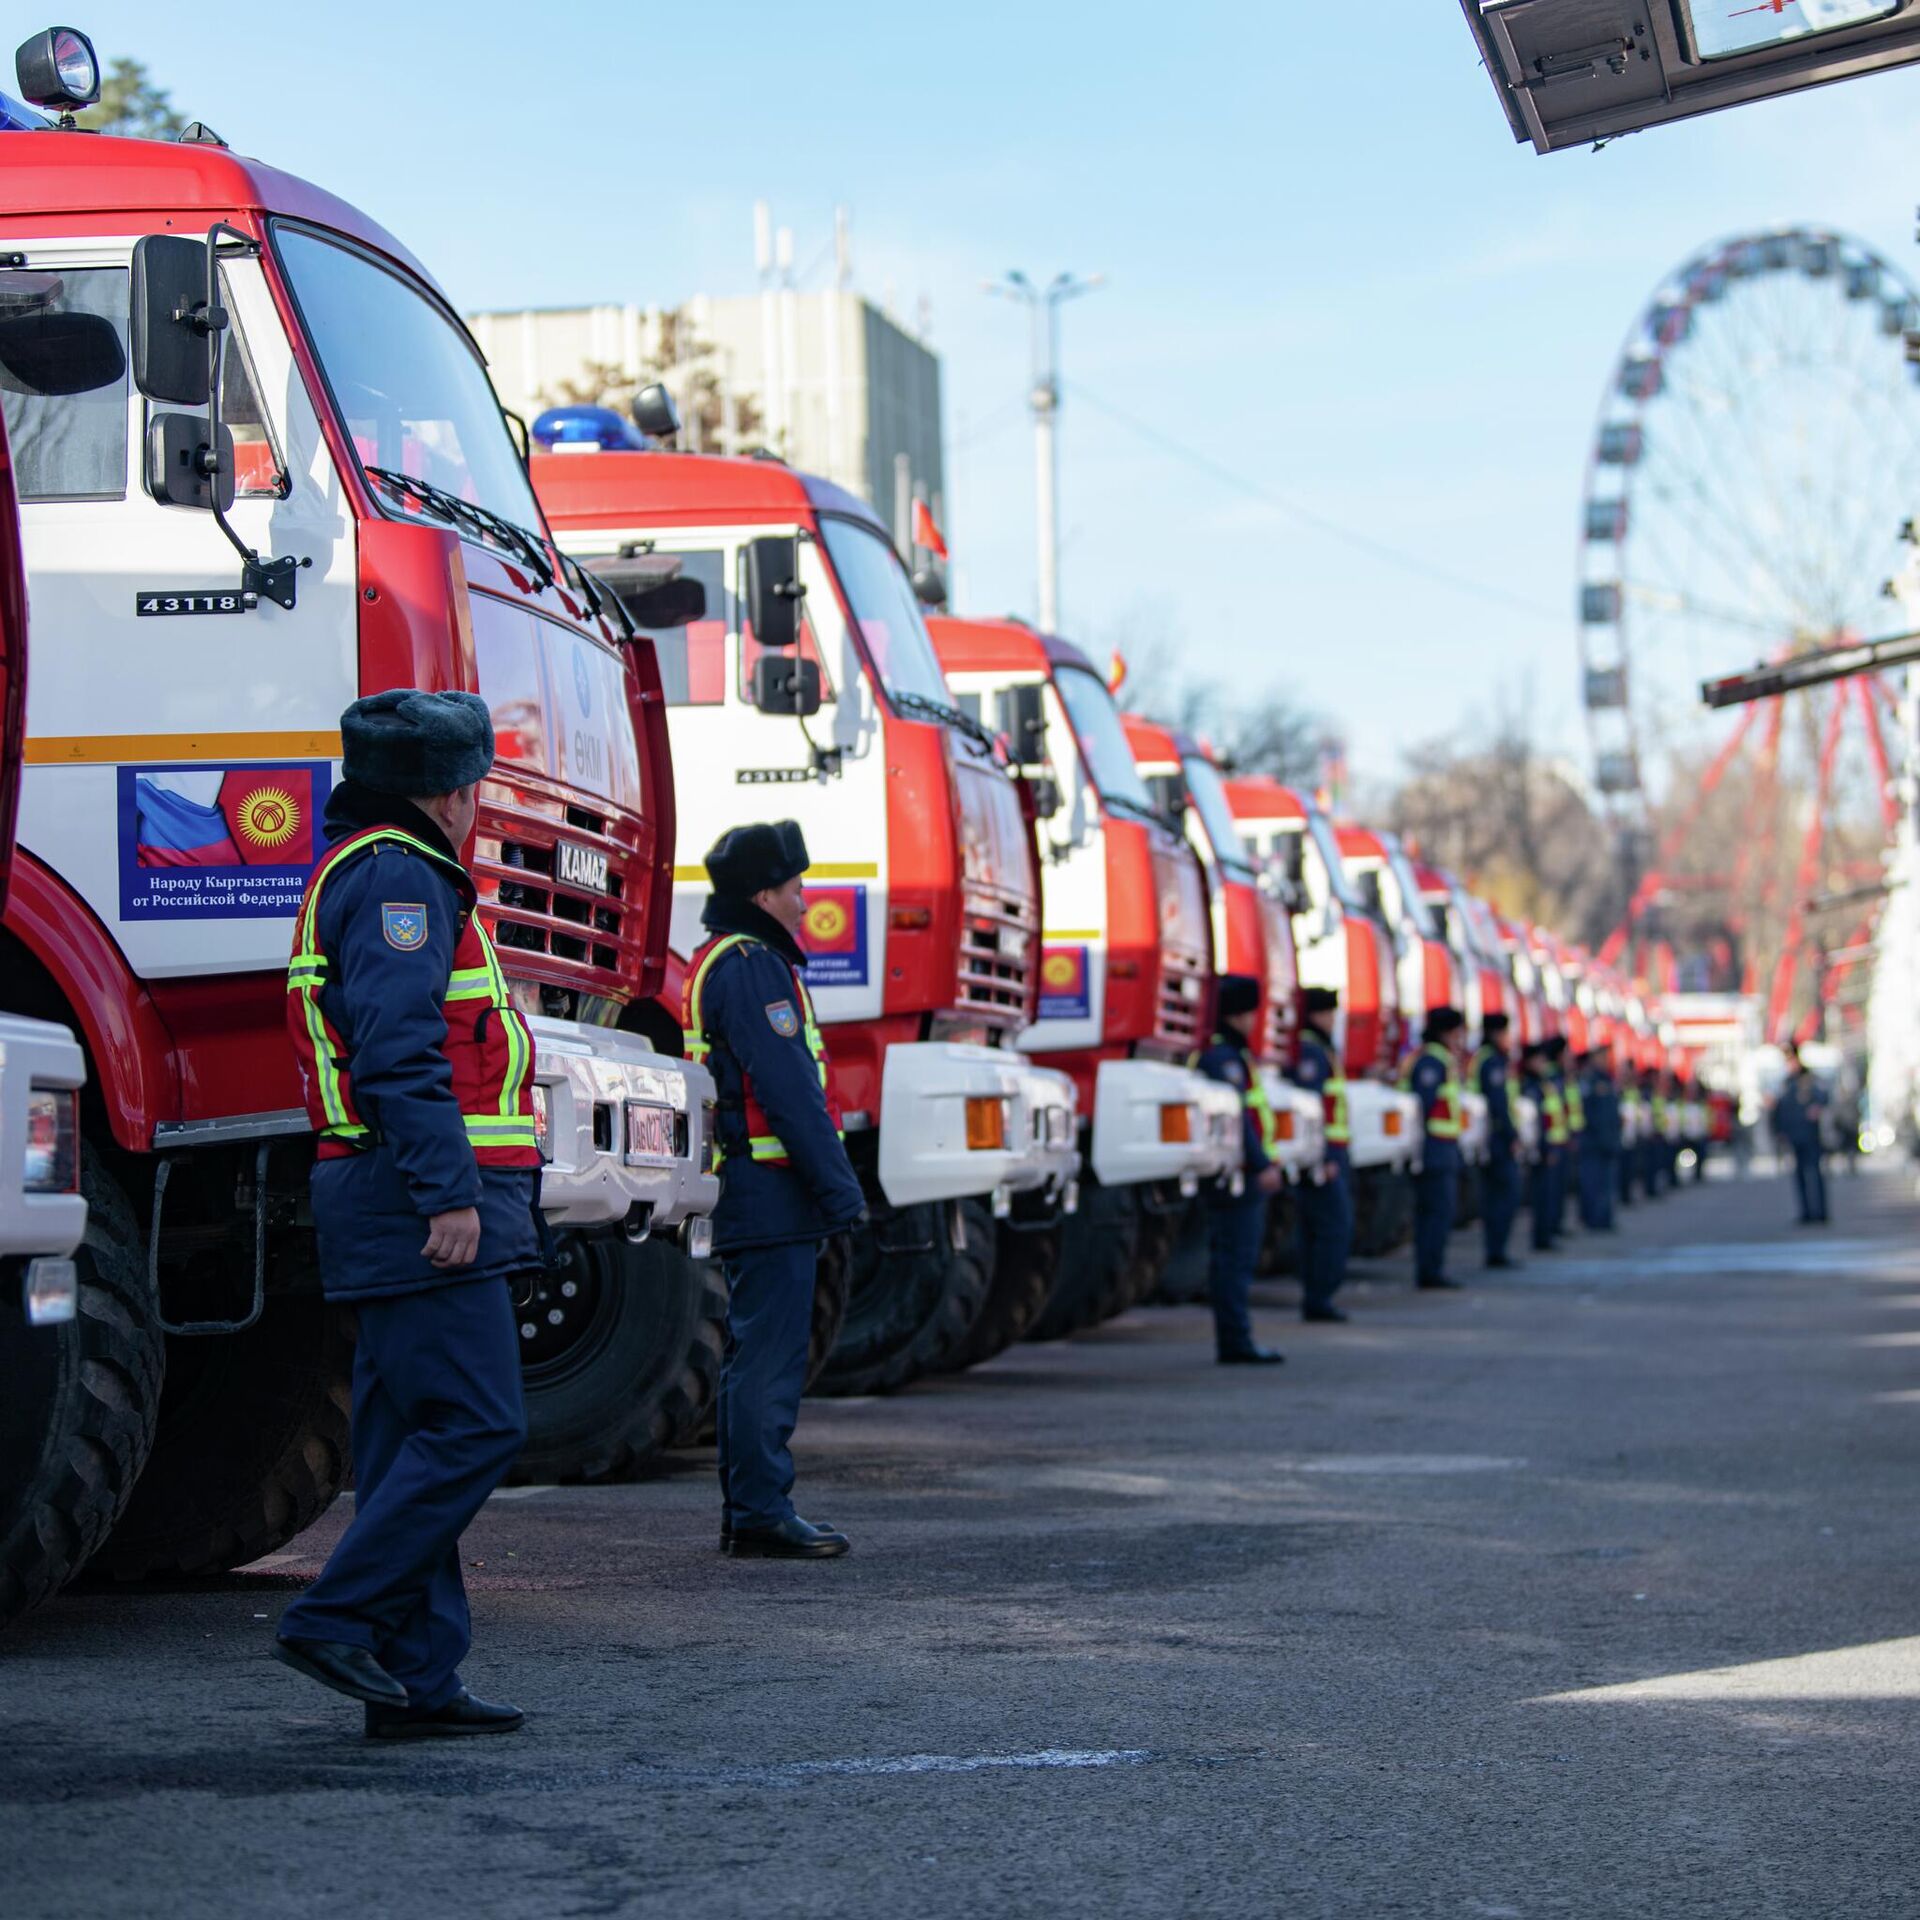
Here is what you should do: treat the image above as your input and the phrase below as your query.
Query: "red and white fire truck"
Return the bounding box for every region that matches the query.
[928,617,1244,1328]
[530,448,1080,1390]
[0,33,717,1621]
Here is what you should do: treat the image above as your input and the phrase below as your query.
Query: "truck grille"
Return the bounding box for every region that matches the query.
[955,883,1035,1027]
[477,800,636,984]
[1156,949,1207,1049]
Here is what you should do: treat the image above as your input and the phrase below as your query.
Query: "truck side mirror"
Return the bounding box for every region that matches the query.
[631,381,681,440]
[622,574,706,630]
[744,535,803,652]
[911,563,947,607]
[1027,771,1062,820]
[131,233,214,406]
[147,411,234,512]
[751,652,822,718]
[1001,682,1047,766]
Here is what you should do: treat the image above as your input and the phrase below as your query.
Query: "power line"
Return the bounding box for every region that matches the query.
[1064,379,1563,624]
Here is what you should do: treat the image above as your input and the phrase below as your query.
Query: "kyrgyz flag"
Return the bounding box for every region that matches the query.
[218,766,317,867]
[1038,944,1091,1017]
[801,886,862,958]
[135,779,243,869]
[910,498,948,560]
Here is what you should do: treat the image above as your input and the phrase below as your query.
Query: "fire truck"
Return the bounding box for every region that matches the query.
[530,444,1080,1390]
[1221,775,1420,1254]
[928,618,1243,1329]
[0,32,717,1621]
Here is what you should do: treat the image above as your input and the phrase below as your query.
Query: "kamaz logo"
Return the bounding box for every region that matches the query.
[556,841,609,893]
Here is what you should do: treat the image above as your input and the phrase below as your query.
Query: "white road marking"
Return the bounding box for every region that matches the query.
[771,1747,1152,1780]
[1289,1454,1527,1476]
[1536,1634,1920,1703]
[237,1551,308,1572]
[1873,1388,1920,1403]
[488,1485,555,1501]
[1854,1330,1920,1347]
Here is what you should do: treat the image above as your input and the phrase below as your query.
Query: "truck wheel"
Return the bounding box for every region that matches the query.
[813,1196,994,1395]
[806,1235,852,1390]
[938,1218,1061,1370]
[1261,1185,1300,1277]
[1116,1185,1187,1312]
[0,1157,163,1626]
[1152,1200,1212,1304]
[1455,1165,1483,1228]
[1027,1174,1140,1341]
[510,1231,727,1483]
[94,1294,353,1582]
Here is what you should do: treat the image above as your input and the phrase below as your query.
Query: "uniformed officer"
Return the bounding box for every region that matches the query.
[1575,1049,1620,1232]
[1616,1072,1641,1208]
[1547,1036,1582,1236]
[1520,1040,1562,1251]
[1194,975,1287,1363]
[1292,986,1353,1321]
[1402,1007,1466,1290]
[684,820,867,1556]
[1471,1012,1521,1270]
[1640,1072,1667,1197]
[273,689,537,1740]
[1771,1048,1829,1226]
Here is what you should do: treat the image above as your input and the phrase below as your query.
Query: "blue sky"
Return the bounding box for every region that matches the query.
[62,1,1920,779]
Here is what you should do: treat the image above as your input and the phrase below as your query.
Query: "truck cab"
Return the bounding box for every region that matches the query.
[531,450,1079,1387]
[0,84,717,1610]
[1120,715,1322,1179]
[928,617,1244,1324]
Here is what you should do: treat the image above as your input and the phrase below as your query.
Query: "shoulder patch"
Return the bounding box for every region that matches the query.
[1221,1058,1247,1089]
[766,999,800,1038]
[381,903,429,951]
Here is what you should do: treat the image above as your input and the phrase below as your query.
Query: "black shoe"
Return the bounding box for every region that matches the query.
[726,1515,850,1559]
[1301,1304,1349,1323]
[721,1517,833,1550]
[1484,1257,1521,1270]
[1417,1276,1464,1290]
[1217,1345,1286,1365]
[271,1637,408,1709]
[365,1690,525,1741]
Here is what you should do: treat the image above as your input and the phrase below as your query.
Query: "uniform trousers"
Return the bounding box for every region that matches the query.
[1578,1149,1615,1231]
[278,1276,527,1711]
[1482,1147,1519,1264]
[1617,1146,1636,1205]
[1295,1149,1352,1311]
[1791,1145,1829,1224]
[1207,1192,1266,1355]
[1413,1163,1455,1284]
[718,1239,817,1530]
[1530,1151,1559,1249]
[1639,1139,1663,1197]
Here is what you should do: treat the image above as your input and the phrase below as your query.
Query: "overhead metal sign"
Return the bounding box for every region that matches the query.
[1459,1,1920,153]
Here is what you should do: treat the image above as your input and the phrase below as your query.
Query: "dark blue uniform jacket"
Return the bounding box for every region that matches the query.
[1579,1069,1622,1154]
[1195,1030,1270,1199]
[1410,1048,1461,1172]
[697,896,866,1256]
[1775,1076,1824,1147]
[1477,1048,1516,1147]
[306,783,539,1301]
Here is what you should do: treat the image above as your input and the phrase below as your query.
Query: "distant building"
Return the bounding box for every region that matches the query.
[467,292,945,546]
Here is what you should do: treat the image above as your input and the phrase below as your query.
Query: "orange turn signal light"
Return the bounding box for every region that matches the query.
[1159,1103,1193,1144]
[1384,1110,1403,1137]
[1274,1110,1295,1142]
[889,906,933,931]
[965,1096,1007,1151]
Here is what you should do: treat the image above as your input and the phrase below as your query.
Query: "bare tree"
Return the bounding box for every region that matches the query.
[534,315,761,454]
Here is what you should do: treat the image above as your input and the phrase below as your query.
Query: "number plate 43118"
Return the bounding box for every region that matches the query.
[136,591,256,616]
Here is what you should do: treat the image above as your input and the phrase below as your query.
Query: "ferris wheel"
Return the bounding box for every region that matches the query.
[1577,226,1920,1037]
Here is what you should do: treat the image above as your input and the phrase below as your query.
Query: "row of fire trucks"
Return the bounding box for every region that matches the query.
[0,25,1711,1627]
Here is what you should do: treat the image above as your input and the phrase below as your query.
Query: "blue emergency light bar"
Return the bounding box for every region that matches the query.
[531,406,646,453]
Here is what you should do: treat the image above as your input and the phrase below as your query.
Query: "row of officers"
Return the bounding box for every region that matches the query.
[1194,984,1701,1367]
[261,704,1706,1740]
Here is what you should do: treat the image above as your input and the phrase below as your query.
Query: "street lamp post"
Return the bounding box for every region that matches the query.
[986,270,1104,633]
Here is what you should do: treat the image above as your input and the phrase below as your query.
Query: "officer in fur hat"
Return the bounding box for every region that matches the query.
[273,688,537,1740]
[1193,975,1286,1364]
[1292,986,1353,1321]
[1401,1006,1467,1289]
[683,821,866,1555]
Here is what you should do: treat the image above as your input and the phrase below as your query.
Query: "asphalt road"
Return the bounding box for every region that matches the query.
[7,1155,1920,1919]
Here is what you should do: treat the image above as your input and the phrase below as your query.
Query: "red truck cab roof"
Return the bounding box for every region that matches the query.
[1221,773,1308,821]
[533,448,888,539]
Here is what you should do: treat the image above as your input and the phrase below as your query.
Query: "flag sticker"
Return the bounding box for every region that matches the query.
[1038,945,1092,1021]
[382,904,429,951]
[800,884,868,988]
[117,761,331,920]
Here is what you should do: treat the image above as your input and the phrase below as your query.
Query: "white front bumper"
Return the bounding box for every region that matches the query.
[526,1016,718,1234]
[1090,1057,1243,1189]
[0,1012,87,1262]
[1346,1080,1420,1171]
[877,1042,1080,1208]
[1262,1071,1325,1179]
[1458,1090,1490,1165]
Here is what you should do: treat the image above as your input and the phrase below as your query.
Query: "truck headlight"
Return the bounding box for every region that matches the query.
[529,1083,552,1161]
[24,1087,78,1193]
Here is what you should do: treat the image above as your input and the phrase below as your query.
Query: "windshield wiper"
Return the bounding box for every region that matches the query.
[366,466,555,590]
[889,686,998,755]
[1100,790,1168,830]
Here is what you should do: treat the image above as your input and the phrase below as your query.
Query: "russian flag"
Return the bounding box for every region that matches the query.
[135,779,243,869]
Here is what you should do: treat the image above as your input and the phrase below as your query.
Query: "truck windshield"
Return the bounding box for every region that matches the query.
[1181,754,1256,875]
[817,516,950,709]
[1054,666,1156,811]
[1307,809,1365,910]
[1385,843,1440,939]
[275,227,545,545]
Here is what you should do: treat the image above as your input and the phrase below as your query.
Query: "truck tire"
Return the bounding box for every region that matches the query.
[1116,1184,1187,1311]
[1152,1200,1212,1304]
[1261,1185,1300,1277]
[510,1231,727,1483]
[0,1158,163,1626]
[937,1217,1061,1371]
[94,1294,353,1582]
[806,1235,852,1390]
[813,1196,993,1395]
[1027,1174,1140,1341]
[1455,1164,1483,1229]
